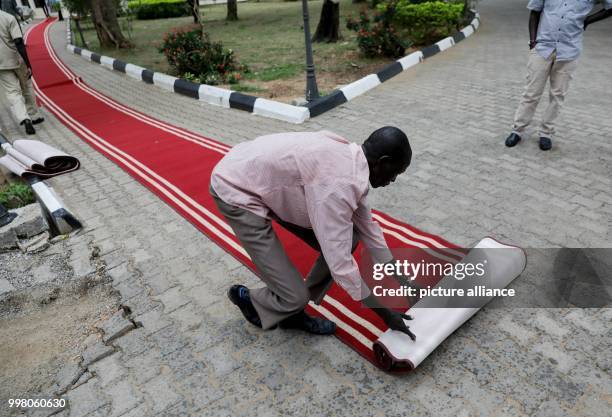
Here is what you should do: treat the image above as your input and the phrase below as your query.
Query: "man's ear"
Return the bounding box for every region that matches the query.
[377,155,395,170]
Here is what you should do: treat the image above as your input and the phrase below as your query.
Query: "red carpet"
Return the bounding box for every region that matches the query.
[28,19,464,368]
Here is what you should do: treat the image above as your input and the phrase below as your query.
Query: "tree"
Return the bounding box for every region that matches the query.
[312,0,341,43]
[63,0,132,49]
[227,0,238,21]
[90,0,132,48]
[186,0,201,25]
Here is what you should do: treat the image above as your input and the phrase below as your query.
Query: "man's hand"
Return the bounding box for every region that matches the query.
[529,40,537,50]
[363,294,416,340]
[378,308,416,341]
[26,66,32,79]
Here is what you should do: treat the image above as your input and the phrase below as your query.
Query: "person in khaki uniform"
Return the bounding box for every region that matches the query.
[0,9,43,135]
[505,0,612,151]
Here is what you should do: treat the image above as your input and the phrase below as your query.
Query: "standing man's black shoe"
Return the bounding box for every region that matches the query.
[539,137,552,151]
[505,133,522,147]
[32,117,45,125]
[21,119,35,135]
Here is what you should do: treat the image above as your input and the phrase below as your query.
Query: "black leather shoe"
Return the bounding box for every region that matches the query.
[32,117,44,125]
[20,119,35,135]
[505,133,521,147]
[539,137,552,151]
[227,285,262,328]
[279,310,336,335]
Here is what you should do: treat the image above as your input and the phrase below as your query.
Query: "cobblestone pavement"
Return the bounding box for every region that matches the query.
[1,0,610,415]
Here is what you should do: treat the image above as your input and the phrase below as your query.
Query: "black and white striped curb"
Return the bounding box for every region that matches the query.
[308,13,481,117]
[0,134,82,235]
[64,13,479,124]
[29,177,82,235]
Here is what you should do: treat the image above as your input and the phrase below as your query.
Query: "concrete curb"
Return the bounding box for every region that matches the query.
[306,12,481,117]
[63,12,480,123]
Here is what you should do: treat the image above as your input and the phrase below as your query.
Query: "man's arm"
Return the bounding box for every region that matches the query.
[305,182,368,301]
[351,196,417,339]
[305,183,417,338]
[584,8,612,30]
[8,16,31,77]
[14,38,32,77]
[529,10,541,49]
[352,197,393,264]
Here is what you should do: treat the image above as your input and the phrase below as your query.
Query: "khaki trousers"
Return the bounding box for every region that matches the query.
[512,50,578,139]
[211,186,360,329]
[0,63,40,124]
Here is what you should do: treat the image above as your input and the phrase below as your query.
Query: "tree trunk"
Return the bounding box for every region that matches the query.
[186,0,201,25]
[227,0,238,21]
[74,16,87,48]
[89,0,132,49]
[313,0,340,43]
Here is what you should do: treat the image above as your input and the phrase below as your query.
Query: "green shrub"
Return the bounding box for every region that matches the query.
[128,0,190,20]
[159,27,245,85]
[0,182,35,209]
[346,10,410,58]
[379,0,464,45]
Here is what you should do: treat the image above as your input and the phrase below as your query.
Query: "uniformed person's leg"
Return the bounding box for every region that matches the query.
[0,68,29,124]
[15,64,41,121]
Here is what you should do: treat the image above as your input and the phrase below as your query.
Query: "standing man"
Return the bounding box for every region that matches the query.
[210,127,416,339]
[505,0,612,151]
[0,9,43,135]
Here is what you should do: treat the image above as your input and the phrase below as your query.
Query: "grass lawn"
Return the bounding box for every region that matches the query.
[72,0,397,102]
[0,181,35,208]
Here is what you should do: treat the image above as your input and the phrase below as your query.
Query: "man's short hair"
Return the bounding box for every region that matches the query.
[363,126,412,167]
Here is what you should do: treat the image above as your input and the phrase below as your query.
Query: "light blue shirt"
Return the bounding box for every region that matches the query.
[527,0,612,61]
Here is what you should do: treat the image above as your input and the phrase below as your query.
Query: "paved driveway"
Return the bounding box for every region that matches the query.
[1,1,610,416]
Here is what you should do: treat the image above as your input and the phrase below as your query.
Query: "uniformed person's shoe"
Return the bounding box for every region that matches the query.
[21,119,35,135]
[279,310,336,335]
[227,285,262,328]
[32,117,45,125]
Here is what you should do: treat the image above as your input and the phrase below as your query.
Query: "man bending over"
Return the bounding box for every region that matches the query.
[210,127,415,339]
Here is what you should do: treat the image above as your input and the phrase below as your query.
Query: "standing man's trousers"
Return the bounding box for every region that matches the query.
[211,186,360,330]
[512,50,578,139]
[0,63,40,124]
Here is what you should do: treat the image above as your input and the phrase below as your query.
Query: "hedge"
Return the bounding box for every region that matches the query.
[379,0,465,45]
[127,0,190,20]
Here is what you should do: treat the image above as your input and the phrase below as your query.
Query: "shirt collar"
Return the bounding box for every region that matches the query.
[320,130,350,144]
